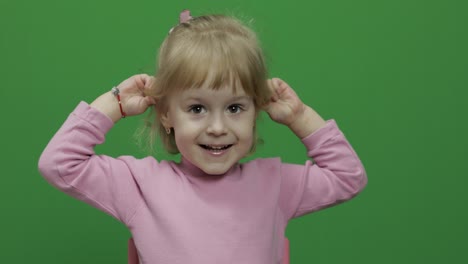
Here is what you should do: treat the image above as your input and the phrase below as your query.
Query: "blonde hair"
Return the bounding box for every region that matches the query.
[143,13,271,154]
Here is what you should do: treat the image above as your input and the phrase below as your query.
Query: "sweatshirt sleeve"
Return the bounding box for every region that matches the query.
[38,102,144,225]
[279,119,368,220]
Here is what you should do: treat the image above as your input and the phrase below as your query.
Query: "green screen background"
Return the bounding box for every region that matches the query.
[1,0,467,263]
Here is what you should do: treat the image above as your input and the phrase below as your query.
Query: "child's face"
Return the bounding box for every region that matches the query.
[162,85,256,175]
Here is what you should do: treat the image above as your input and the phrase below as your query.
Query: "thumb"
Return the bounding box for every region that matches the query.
[144,96,157,106]
[269,77,287,100]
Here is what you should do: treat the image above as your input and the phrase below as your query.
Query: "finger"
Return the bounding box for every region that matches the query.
[145,96,157,106]
[133,74,146,90]
[138,74,153,88]
[140,74,150,85]
[262,100,272,113]
[134,74,151,93]
[267,79,279,101]
[273,78,297,99]
[141,76,156,97]
[145,76,156,89]
[272,78,286,92]
[136,73,149,79]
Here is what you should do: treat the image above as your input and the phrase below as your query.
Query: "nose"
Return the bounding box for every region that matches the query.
[206,113,228,136]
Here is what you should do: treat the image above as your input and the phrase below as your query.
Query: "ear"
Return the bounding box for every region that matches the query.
[160,111,172,128]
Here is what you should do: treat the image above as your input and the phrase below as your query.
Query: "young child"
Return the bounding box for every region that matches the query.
[38,10,367,264]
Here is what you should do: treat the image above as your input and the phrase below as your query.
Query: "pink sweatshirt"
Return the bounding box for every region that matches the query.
[38,102,367,264]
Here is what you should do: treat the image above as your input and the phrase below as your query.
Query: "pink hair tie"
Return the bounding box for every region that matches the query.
[169,9,193,34]
[179,9,192,23]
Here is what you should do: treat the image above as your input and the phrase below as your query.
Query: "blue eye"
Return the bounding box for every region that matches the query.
[227,104,243,114]
[189,104,205,114]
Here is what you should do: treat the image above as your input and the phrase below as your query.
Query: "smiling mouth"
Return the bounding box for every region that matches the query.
[199,144,233,151]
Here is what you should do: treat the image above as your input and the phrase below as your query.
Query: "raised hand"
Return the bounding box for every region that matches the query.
[90,74,157,123]
[115,74,157,116]
[264,78,326,138]
[265,78,305,126]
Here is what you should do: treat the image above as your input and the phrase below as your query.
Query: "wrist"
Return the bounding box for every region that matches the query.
[288,106,326,139]
[90,92,122,123]
[111,86,127,118]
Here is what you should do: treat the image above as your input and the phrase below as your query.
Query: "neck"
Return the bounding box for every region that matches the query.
[179,156,237,179]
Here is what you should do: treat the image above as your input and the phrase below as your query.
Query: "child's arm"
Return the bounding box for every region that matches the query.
[38,74,157,224]
[265,78,367,219]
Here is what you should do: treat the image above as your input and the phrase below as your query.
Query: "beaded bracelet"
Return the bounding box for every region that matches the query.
[111,86,126,118]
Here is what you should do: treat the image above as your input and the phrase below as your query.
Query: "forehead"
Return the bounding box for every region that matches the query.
[178,84,250,101]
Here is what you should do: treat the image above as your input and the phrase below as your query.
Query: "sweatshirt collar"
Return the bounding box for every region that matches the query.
[177,156,239,181]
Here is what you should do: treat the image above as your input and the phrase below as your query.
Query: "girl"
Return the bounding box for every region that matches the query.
[39,10,367,264]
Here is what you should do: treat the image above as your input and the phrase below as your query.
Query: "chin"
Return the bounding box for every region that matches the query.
[199,163,233,176]
[202,167,229,176]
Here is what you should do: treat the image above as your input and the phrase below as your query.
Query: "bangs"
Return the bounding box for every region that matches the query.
[157,31,260,97]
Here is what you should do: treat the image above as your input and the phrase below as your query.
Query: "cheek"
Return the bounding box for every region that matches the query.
[173,119,204,135]
[172,120,202,147]
[173,130,192,155]
[234,115,256,140]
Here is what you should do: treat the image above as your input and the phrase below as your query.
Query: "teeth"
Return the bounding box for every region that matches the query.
[212,146,226,150]
[201,145,231,150]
